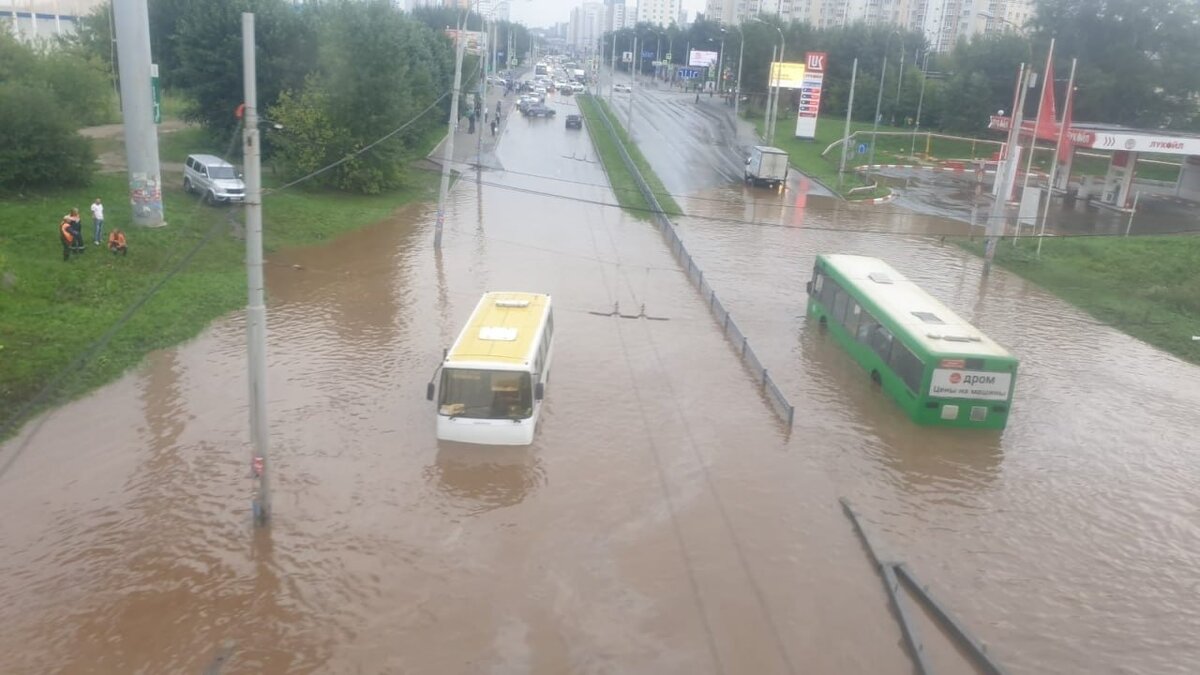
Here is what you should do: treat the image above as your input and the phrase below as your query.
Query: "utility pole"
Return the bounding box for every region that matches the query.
[839,58,858,179]
[112,0,163,227]
[610,32,617,101]
[891,46,904,126]
[434,15,468,250]
[628,36,637,136]
[1038,57,1077,256]
[764,44,776,141]
[910,51,930,158]
[242,12,270,526]
[733,24,744,119]
[985,67,1032,273]
[770,28,785,142]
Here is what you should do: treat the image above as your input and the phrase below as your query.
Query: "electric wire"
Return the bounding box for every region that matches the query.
[444,169,1200,239]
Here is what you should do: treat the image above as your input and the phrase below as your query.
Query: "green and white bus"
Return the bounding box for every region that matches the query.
[806,254,1018,429]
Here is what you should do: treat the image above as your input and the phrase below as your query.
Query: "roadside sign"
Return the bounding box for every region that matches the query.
[664,52,672,62]
[857,143,867,155]
[642,50,655,59]
[678,68,700,79]
[150,63,161,125]
[622,51,632,63]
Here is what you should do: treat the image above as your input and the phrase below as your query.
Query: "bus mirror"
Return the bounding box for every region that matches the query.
[806,281,813,295]
[534,382,545,401]
[426,382,435,401]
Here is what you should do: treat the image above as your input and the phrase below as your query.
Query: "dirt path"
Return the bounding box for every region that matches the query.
[80,119,189,174]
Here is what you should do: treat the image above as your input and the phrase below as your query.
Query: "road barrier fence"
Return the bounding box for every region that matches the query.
[589,96,796,429]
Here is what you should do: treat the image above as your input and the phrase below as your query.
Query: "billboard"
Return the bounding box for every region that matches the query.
[444,29,485,55]
[768,61,806,89]
[688,50,718,67]
[795,52,827,139]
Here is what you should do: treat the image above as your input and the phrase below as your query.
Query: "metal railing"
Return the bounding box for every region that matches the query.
[588,96,796,429]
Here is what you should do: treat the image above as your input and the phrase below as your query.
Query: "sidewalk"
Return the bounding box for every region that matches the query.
[426,84,518,172]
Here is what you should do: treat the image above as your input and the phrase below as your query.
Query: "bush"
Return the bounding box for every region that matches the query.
[0,82,95,190]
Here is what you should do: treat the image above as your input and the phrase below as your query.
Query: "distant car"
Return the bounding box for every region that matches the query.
[559,86,574,96]
[565,114,582,129]
[524,104,556,118]
[613,83,631,93]
[571,82,586,93]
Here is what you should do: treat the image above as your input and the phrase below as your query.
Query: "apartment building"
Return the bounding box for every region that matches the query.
[638,0,681,28]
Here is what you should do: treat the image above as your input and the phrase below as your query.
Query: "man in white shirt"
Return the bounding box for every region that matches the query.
[90,198,104,246]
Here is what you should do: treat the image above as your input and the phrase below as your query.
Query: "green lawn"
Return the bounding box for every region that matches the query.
[0,169,438,437]
[957,235,1200,364]
[577,95,683,219]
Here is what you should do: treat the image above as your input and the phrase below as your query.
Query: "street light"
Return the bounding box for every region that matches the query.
[867,30,900,183]
[716,28,726,97]
[748,16,784,142]
[732,22,745,119]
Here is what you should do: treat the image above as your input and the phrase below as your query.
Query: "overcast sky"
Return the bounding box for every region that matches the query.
[511,1,707,28]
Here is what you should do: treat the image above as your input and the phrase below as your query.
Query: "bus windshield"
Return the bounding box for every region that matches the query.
[439,369,532,420]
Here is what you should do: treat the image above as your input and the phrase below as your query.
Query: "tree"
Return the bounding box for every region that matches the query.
[269,1,452,193]
[1031,0,1200,130]
[0,82,95,190]
[171,0,316,137]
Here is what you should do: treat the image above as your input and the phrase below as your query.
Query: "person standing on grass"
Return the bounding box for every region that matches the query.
[65,208,84,252]
[90,198,104,246]
[60,214,76,261]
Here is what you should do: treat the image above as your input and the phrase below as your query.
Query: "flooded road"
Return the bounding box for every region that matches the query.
[5,76,1199,673]
[1,89,910,674]
[671,172,1200,673]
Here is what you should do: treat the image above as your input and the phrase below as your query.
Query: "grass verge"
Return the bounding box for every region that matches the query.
[0,169,439,438]
[955,235,1200,364]
[577,95,683,219]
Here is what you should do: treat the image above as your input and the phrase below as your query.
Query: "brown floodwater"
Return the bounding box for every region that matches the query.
[3,89,1198,674]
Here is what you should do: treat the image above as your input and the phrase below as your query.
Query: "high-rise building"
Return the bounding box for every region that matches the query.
[702,0,1032,51]
[569,2,605,52]
[604,0,629,32]
[637,0,680,28]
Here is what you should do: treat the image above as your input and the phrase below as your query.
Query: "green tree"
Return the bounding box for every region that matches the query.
[0,82,95,190]
[171,0,316,137]
[269,1,452,194]
[1031,0,1200,130]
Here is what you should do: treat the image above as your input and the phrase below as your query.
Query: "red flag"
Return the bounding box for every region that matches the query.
[1058,80,1075,163]
[1035,59,1058,141]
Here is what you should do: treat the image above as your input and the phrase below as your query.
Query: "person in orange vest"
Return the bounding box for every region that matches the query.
[64,207,84,252]
[107,228,127,256]
[59,214,75,261]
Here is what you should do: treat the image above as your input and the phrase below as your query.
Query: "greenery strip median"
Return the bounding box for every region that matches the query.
[577,95,683,219]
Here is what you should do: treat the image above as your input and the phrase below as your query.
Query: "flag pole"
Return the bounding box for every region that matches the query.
[1017,39,1054,242]
[1036,57,1077,258]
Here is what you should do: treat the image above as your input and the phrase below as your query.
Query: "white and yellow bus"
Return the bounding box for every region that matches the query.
[426,292,554,445]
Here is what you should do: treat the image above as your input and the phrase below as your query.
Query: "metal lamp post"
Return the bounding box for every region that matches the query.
[749,17,784,143]
[733,22,744,118]
[867,30,900,184]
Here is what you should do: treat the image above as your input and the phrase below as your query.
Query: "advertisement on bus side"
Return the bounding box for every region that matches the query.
[930,369,1012,401]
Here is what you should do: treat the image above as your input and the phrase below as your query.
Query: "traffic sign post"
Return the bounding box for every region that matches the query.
[151,63,161,125]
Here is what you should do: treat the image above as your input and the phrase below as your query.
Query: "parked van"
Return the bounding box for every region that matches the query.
[183,154,246,204]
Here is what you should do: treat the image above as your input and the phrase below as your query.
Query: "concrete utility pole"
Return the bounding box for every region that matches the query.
[242,13,270,526]
[628,36,637,136]
[609,32,617,100]
[839,58,858,179]
[764,44,776,141]
[434,15,469,250]
[985,67,1032,273]
[112,0,163,227]
[733,23,744,119]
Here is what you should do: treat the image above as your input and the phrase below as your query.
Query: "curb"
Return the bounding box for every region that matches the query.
[848,192,897,205]
[854,163,1050,178]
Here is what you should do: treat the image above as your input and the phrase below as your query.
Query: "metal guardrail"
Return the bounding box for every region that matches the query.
[588,96,796,429]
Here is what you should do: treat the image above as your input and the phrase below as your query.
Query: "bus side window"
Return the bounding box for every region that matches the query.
[871,326,894,362]
[833,291,850,326]
[819,276,840,309]
[888,341,924,393]
[856,313,877,345]
[844,303,862,335]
